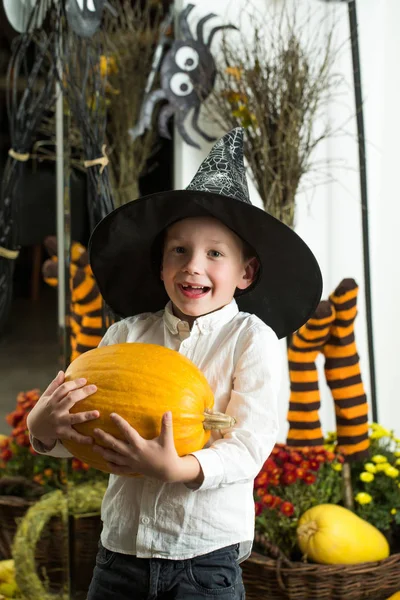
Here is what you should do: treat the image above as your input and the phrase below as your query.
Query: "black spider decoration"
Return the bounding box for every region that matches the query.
[130,4,236,149]
[65,0,116,38]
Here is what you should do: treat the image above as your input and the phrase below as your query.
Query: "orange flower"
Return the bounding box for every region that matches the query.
[304,472,317,485]
[289,451,302,465]
[280,501,295,517]
[255,502,263,516]
[44,468,53,477]
[0,436,9,449]
[296,467,306,479]
[282,471,297,485]
[1,449,12,462]
[308,459,320,471]
[255,471,268,487]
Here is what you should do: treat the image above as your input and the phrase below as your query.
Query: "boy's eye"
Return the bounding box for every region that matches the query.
[174,246,185,254]
[209,250,221,258]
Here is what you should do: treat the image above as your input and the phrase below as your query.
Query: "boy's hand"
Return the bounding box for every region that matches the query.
[92,412,204,485]
[27,371,99,449]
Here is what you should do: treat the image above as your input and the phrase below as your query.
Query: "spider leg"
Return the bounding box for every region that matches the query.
[191,105,217,143]
[196,13,217,45]
[179,4,195,41]
[176,110,201,149]
[158,104,176,140]
[207,24,238,48]
[128,89,167,141]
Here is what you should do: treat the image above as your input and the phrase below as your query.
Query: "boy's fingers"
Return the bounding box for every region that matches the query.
[52,379,88,402]
[109,413,141,446]
[68,432,94,445]
[159,411,174,446]
[61,384,97,407]
[69,410,100,425]
[43,371,65,396]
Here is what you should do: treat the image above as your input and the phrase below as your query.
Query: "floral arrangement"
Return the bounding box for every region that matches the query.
[254,443,344,558]
[0,389,107,498]
[255,424,400,560]
[346,424,400,546]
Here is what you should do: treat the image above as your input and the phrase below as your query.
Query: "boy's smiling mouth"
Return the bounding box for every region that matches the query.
[178,284,211,298]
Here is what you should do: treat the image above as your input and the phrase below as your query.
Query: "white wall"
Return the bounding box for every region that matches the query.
[174,0,399,439]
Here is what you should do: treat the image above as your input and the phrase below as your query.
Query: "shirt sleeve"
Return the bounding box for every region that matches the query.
[189,323,282,491]
[28,321,125,459]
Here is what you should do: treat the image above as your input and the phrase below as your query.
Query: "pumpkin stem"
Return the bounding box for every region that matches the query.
[203,410,236,430]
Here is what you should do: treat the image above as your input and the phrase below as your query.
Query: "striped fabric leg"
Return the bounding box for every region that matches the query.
[323,279,370,460]
[286,301,335,447]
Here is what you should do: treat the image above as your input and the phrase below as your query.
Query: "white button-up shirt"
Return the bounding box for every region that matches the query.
[32,300,281,562]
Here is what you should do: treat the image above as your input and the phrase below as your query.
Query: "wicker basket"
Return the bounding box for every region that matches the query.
[0,495,101,593]
[242,547,400,600]
[0,495,33,559]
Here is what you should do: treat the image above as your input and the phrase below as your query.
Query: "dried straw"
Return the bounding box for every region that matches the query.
[207,1,341,228]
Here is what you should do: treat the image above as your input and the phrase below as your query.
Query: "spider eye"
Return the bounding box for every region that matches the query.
[76,0,96,11]
[174,46,199,72]
[170,73,194,97]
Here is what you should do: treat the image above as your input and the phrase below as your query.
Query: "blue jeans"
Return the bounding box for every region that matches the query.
[87,542,245,599]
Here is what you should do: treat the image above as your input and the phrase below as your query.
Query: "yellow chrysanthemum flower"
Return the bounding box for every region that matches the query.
[391,508,397,515]
[355,492,372,505]
[375,463,388,472]
[325,431,337,443]
[395,458,400,466]
[331,463,342,472]
[384,466,399,478]
[364,462,377,474]
[360,472,374,483]
[372,454,388,464]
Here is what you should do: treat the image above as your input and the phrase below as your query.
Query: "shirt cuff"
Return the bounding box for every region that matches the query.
[30,434,73,458]
[186,448,224,491]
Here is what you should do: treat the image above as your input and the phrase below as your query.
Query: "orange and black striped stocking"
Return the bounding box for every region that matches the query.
[323,279,369,460]
[287,301,335,447]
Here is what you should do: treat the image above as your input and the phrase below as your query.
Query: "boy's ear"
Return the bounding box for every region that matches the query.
[237,257,259,290]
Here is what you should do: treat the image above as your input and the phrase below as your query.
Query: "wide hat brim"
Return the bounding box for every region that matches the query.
[89,189,322,339]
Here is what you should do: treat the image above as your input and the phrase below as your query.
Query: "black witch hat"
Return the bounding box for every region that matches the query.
[89,128,322,338]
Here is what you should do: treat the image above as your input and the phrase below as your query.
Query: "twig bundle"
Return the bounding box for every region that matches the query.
[208,2,339,227]
[104,0,166,206]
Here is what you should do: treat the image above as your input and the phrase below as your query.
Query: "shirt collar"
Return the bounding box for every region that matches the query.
[163,299,239,336]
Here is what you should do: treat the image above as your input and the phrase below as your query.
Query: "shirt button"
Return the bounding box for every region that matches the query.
[141,516,150,525]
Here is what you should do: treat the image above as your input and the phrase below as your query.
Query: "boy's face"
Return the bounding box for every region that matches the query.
[161,216,257,325]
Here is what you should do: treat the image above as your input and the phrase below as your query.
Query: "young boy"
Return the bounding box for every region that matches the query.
[27,128,322,599]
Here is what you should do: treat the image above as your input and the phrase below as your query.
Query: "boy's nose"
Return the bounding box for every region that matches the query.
[182,254,203,274]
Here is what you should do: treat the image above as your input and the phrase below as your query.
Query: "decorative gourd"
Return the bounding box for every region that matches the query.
[297,504,389,564]
[62,343,234,473]
[386,593,400,600]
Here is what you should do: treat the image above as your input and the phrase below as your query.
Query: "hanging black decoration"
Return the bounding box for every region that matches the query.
[59,23,115,232]
[0,4,57,335]
[65,0,117,38]
[130,3,237,149]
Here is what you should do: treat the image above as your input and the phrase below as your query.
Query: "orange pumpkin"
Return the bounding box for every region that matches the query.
[62,343,234,473]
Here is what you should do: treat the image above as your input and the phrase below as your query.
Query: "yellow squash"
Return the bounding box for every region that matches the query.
[386,593,400,600]
[62,343,234,473]
[297,504,389,564]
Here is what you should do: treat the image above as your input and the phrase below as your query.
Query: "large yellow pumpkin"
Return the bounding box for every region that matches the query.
[297,504,389,564]
[62,343,234,473]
